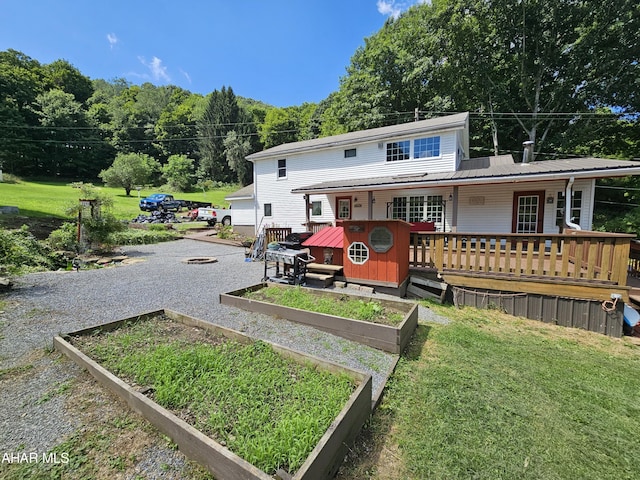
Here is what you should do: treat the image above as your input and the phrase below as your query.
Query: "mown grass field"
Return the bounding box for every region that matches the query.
[338,303,640,480]
[0,178,238,220]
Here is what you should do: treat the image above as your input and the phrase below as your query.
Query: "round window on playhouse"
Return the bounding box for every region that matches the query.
[369,226,393,253]
[347,241,369,265]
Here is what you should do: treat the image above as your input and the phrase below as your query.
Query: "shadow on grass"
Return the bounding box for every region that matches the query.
[0,209,69,219]
[402,323,432,361]
[336,325,432,479]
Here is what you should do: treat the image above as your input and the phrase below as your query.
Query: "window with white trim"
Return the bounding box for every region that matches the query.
[414,136,441,158]
[556,190,582,229]
[391,197,407,220]
[425,195,443,223]
[409,196,425,222]
[347,242,369,265]
[392,195,443,223]
[277,159,287,178]
[386,140,410,162]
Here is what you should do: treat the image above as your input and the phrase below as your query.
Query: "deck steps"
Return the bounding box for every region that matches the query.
[406,275,448,303]
[305,263,344,287]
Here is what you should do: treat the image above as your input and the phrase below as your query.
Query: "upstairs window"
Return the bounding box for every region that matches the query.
[277,159,287,178]
[386,140,410,162]
[414,136,440,158]
[344,148,357,158]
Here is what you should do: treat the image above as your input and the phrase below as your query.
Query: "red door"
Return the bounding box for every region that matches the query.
[336,197,352,220]
[512,191,545,234]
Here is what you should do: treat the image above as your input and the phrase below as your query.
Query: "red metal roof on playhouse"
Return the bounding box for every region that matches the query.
[302,226,344,249]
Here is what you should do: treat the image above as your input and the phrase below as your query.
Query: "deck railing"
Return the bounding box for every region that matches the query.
[409,230,634,285]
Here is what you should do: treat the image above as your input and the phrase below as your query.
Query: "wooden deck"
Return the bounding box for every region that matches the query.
[409,231,634,302]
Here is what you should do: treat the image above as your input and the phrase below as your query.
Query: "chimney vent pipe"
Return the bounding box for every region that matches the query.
[522,140,535,163]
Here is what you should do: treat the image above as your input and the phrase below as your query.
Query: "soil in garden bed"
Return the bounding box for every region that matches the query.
[243,285,407,326]
[69,315,357,476]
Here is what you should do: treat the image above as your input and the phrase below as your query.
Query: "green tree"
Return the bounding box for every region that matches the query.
[42,59,94,104]
[98,152,160,196]
[32,89,110,178]
[0,50,46,175]
[223,131,252,185]
[197,86,257,183]
[154,90,203,162]
[161,154,195,192]
[259,107,298,149]
[330,0,640,158]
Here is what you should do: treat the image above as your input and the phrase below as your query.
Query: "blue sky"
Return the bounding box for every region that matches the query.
[0,1,426,107]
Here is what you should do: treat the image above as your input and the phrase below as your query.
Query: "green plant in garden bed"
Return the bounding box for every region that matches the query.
[244,285,405,325]
[73,317,356,475]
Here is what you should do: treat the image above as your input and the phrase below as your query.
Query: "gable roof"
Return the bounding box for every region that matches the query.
[225,183,254,200]
[246,112,469,161]
[302,226,344,249]
[291,157,640,194]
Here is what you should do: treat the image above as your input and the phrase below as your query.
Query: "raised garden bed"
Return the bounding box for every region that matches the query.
[54,309,372,480]
[220,283,419,354]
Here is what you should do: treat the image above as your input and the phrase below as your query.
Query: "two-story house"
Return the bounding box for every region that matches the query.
[230,112,640,237]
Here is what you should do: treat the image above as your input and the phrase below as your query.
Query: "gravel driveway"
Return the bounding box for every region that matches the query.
[2,239,429,478]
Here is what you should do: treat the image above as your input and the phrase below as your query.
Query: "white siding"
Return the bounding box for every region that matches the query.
[456,179,594,234]
[228,199,256,228]
[254,131,459,230]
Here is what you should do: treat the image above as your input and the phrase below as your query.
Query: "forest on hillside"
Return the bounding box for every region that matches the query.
[1,0,639,228]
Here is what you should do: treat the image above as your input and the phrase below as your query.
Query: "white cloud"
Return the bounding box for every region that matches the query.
[106,33,118,49]
[180,68,192,84]
[377,0,429,19]
[377,0,402,18]
[138,56,171,83]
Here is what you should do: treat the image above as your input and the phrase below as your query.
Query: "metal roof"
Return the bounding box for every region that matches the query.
[302,226,344,249]
[246,112,469,161]
[292,157,640,194]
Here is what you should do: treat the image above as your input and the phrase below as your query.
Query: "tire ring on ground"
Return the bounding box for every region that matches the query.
[181,257,218,264]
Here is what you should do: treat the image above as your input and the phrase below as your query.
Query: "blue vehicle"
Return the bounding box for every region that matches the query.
[139,193,183,212]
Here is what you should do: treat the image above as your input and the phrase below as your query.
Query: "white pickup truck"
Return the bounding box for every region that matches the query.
[193,206,233,226]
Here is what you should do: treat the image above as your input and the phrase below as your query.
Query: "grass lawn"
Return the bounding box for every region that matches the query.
[338,304,640,480]
[0,178,238,220]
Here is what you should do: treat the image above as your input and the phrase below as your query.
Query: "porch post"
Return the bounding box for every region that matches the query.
[304,194,310,227]
[451,186,459,232]
[368,191,374,220]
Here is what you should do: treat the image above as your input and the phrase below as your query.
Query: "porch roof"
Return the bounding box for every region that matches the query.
[291,157,640,195]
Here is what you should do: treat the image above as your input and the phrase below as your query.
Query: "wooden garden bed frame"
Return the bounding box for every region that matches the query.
[220,283,419,354]
[54,309,372,480]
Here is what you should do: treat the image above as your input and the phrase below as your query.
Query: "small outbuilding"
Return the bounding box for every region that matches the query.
[341,220,411,295]
[302,226,344,266]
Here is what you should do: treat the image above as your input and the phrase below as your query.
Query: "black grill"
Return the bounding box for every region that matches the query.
[278,231,313,250]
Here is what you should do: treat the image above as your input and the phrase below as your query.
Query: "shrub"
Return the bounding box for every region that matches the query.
[0,226,58,275]
[108,228,179,245]
[47,222,79,252]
